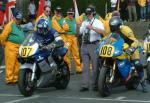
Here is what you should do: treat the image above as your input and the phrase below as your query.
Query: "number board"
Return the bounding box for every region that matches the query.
[99,45,114,57]
[146,42,150,53]
[20,46,34,57]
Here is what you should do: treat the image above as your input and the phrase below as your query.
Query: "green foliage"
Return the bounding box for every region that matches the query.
[51,0,108,17]
[31,0,112,17]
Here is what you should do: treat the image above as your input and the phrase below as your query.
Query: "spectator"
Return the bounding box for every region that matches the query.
[28,0,36,19]
[36,5,52,29]
[79,7,105,92]
[63,8,82,74]
[0,0,7,11]
[0,11,26,84]
[138,0,146,21]
[110,0,118,12]
[120,0,128,21]
[52,6,70,69]
[127,0,137,22]
[21,17,36,32]
[147,0,150,21]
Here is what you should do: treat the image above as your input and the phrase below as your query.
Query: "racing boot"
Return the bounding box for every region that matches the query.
[141,79,148,93]
[138,71,148,93]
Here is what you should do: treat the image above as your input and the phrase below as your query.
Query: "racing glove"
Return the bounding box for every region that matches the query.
[126,46,136,55]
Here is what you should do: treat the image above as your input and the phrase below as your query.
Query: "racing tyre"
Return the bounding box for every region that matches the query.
[125,76,139,90]
[18,69,36,97]
[98,66,112,97]
[55,62,70,89]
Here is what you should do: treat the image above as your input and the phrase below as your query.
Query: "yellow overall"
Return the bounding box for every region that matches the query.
[0,20,25,83]
[63,17,82,72]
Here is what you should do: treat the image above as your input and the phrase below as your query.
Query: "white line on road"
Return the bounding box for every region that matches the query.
[4,95,39,103]
[57,96,150,103]
[0,94,22,97]
[0,70,3,74]
[0,65,5,69]
[115,96,126,100]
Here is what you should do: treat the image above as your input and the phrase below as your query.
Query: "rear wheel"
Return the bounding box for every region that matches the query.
[18,69,36,97]
[125,76,139,90]
[98,66,112,97]
[54,62,70,89]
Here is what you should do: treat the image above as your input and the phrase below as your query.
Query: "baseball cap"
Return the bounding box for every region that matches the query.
[67,8,75,14]
[55,6,62,12]
[85,7,94,15]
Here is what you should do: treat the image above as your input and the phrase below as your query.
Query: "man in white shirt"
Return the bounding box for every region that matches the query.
[79,7,105,92]
[28,0,36,19]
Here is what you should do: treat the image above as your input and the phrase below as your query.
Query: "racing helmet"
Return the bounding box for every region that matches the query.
[109,16,123,32]
[36,18,50,35]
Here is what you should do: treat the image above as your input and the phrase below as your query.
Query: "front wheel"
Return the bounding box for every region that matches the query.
[147,62,150,82]
[54,62,70,89]
[18,69,36,97]
[98,66,112,97]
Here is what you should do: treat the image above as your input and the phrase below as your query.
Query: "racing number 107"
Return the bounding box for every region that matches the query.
[100,46,113,56]
[21,47,32,57]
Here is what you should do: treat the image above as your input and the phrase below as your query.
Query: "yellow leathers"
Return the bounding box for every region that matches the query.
[103,12,140,60]
[120,25,139,60]
[103,12,113,37]
[0,20,25,83]
[63,17,82,72]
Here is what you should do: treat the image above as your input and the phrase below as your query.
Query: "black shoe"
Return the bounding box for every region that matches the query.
[141,80,148,93]
[79,87,89,92]
[6,82,16,86]
[92,86,98,91]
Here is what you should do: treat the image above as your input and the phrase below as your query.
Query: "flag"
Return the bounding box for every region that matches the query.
[0,11,5,25]
[37,0,45,17]
[73,0,79,19]
[5,0,16,23]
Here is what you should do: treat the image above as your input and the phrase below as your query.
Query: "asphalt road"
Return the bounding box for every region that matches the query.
[0,70,150,103]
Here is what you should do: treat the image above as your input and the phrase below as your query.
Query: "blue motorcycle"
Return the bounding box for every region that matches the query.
[18,33,70,97]
[97,33,140,97]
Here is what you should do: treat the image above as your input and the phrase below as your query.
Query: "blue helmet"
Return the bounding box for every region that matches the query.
[36,18,49,35]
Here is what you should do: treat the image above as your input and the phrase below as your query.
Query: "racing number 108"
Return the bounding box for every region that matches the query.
[100,46,113,56]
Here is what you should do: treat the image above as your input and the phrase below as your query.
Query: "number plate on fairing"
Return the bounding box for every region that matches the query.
[20,46,34,57]
[99,45,114,57]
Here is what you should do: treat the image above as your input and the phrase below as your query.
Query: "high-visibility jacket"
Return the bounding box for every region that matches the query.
[0,20,25,44]
[52,15,69,34]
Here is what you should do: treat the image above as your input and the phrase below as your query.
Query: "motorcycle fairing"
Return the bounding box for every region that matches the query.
[116,59,131,80]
